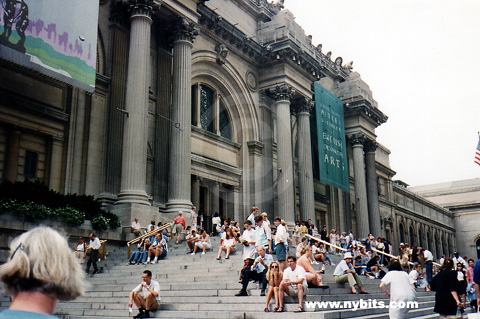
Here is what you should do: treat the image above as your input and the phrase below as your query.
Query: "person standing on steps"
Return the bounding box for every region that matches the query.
[86,232,101,275]
[129,270,161,318]
[0,226,84,319]
[172,211,186,244]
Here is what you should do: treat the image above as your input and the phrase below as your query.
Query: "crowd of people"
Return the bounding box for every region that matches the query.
[2,211,480,319]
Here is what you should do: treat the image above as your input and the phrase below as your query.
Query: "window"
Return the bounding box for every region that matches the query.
[24,151,37,179]
[200,86,214,133]
[219,99,231,140]
[192,84,233,140]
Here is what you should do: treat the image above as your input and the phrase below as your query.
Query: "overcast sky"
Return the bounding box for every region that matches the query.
[285,0,480,187]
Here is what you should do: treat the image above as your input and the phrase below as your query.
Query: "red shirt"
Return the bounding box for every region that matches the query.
[174,216,186,228]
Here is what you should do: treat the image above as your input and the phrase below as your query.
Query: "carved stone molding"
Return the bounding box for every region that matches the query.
[296,97,314,114]
[172,17,198,43]
[364,139,378,153]
[348,133,366,147]
[215,43,229,65]
[265,84,295,102]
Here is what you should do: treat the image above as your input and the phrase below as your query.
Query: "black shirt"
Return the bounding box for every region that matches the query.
[431,269,458,316]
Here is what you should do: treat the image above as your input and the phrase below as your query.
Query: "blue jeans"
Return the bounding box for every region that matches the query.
[425,261,433,283]
[324,254,333,264]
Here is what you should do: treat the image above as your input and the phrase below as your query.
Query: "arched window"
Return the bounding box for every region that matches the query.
[399,224,405,244]
[409,226,415,246]
[200,86,214,133]
[219,99,232,140]
[476,238,480,260]
[192,84,233,140]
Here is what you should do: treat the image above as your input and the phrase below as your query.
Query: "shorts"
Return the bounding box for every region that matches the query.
[172,223,183,235]
[275,242,286,261]
[137,294,160,311]
[195,241,212,250]
[287,284,308,296]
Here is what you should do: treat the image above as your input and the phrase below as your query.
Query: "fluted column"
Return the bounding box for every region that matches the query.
[166,18,197,213]
[296,98,315,223]
[365,140,382,237]
[212,181,220,216]
[267,84,296,222]
[350,133,370,239]
[117,1,154,205]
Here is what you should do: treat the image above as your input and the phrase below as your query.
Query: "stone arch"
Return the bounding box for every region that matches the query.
[417,224,424,249]
[192,52,260,143]
[475,235,480,260]
[96,28,106,75]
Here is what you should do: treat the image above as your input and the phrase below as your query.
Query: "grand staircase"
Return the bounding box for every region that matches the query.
[0,236,445,318]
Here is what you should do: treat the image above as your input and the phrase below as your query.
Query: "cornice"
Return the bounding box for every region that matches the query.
[344,99,388,126]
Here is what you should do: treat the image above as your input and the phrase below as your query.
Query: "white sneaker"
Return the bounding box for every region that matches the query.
[201,252,205,255]
[152,258,158,264]
[191,252,195,255]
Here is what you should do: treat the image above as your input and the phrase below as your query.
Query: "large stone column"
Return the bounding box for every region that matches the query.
[117,1,153,205]
[350,133,370,239]
[191,176,200,208]
[267,84,296,222]
[165,18,197,214]
[296,98,315,223]
[365,140,382,237]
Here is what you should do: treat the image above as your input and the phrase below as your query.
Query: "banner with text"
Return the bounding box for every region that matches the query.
[0,0,99,92]
[313,83,349,192]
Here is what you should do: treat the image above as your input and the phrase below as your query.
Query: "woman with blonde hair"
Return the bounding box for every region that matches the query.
[0,226,84,318]
[264,261,283,312]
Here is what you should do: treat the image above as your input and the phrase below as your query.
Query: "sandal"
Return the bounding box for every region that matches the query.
[264,307,269,312]
[273,308,278,312]
[294,307,304,313]
[277,307,284,312]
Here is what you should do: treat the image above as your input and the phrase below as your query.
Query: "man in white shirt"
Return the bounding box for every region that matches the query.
[278,256,308,312]
[422,248,434,285]
[186,229,199,254]
[86,233,101,275]
[274,217,288,271]
[129,270,161,318]
[333,252,368,294]
[132,218,142,237]
[254,215,272,254]
[247,207,258,227]
[236,245,273,297]
[453,252,468,269]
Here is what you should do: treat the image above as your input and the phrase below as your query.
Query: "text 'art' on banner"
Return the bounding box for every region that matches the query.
[312,83,349,193]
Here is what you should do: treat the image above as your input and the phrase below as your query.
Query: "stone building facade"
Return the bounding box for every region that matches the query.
[411,179,480,259]
[0,0,455,257]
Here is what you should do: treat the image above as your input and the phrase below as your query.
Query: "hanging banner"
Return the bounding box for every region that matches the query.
[313,82,349,192]
[0,0,99,92]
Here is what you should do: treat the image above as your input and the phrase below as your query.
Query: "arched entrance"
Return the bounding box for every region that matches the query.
[476,238,480,260]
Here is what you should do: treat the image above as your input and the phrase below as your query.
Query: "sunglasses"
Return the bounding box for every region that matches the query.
[271,265,279,268]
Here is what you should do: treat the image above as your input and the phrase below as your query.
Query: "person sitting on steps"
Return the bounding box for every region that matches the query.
[128,270,161,318]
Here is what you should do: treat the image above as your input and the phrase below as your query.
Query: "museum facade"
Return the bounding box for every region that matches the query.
[0,0,457,257]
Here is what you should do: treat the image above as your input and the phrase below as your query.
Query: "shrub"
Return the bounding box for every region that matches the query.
[92,215,110,231]
[0,180,115,229]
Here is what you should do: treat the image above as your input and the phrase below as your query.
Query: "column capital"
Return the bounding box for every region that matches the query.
[296,97,314,114]
[127,0,158,17]
[348,133,366,147]
[172,17,198,43]
[265,83,295,102]
[364,139,378,153]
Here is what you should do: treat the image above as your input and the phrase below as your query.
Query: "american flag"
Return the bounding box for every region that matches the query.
[476,135,480,166]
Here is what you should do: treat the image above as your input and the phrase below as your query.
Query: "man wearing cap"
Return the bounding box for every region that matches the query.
[172,211,186,244]
[333,252,369,294]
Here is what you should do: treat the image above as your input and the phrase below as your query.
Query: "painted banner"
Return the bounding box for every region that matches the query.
[0,0,99,92]
[313,82,349,192]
